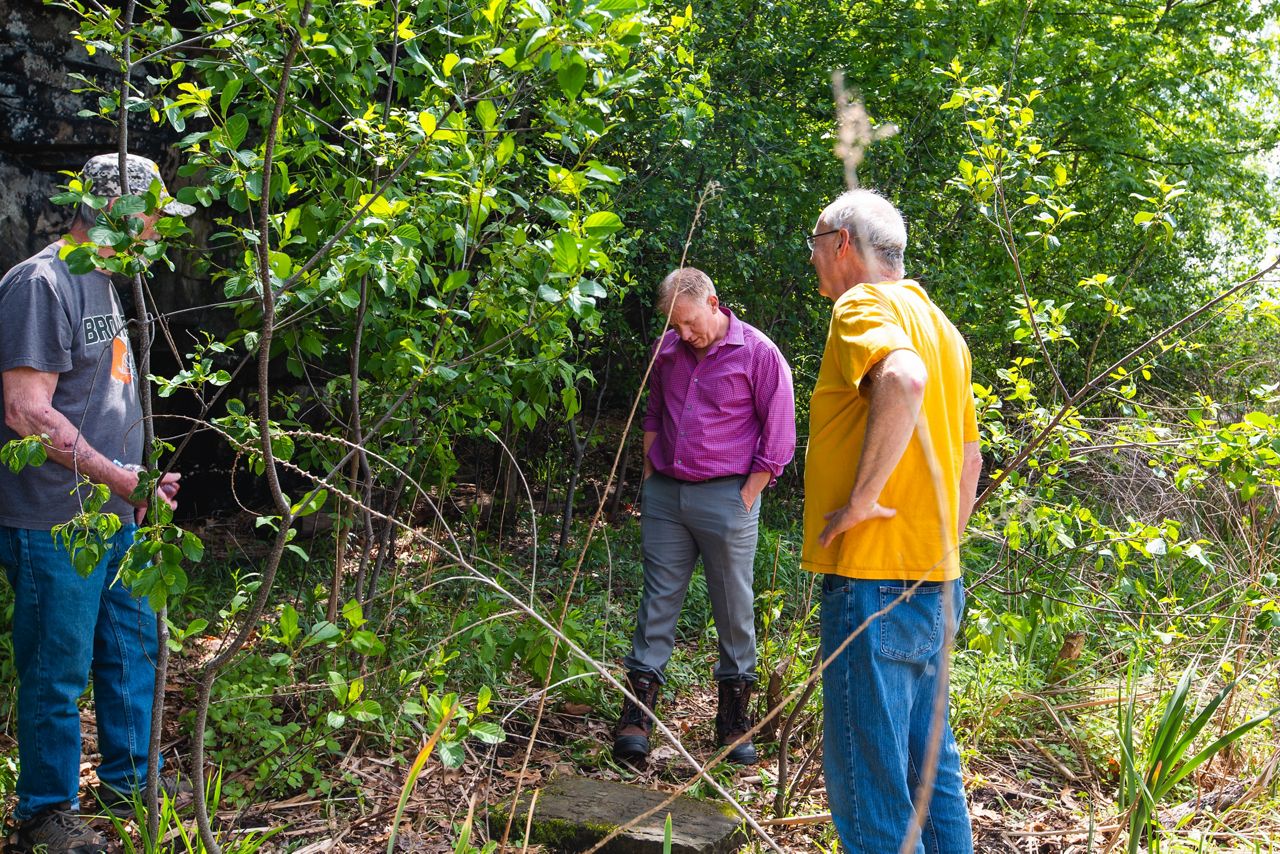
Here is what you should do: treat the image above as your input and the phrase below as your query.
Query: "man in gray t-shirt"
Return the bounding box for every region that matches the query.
[0,153,189,854]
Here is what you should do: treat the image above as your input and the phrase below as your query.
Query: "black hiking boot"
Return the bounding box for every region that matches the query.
[8,804,107,854]
[612,671,661,763]
[716,678,759,765]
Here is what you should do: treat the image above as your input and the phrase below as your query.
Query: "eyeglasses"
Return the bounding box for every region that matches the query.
[805,228,843,250]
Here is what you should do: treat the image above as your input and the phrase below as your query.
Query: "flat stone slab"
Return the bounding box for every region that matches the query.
[493,774,747,854]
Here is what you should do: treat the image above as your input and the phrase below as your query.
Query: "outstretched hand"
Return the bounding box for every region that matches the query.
[818,500,895,548]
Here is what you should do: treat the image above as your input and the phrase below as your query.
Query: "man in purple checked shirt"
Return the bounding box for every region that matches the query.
[613,266,796,766]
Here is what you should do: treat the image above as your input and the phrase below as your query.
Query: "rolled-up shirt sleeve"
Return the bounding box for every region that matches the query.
[834,291,915,390]
[750,344,796,481]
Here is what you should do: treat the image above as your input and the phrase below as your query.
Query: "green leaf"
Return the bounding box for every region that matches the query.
[469,721,505,744]
[350,629,385,655]
[557,58,588,98]
[475,99,497,130]
[437,740,466,768]
[219,77,243,117]
[87,226,127,246]
[583,210,623,236]
[291,488,328,517]
[180,531,204,562]
[351,699,383,722]
[225,113,249,149]
[301,620,342,648]
[111,195,147,216]
[551,231,580,271]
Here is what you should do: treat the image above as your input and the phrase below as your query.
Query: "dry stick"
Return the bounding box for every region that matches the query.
[189,5,313,851]
[518,789,539,854]
[973,256,1280,517]
[349,11,407,614]
[343,271,373,612]
[773,646,821,816]
[898,417,957,854]
[759,813,831,828]
[111,1,168,833]
[485,428,539,608]
[496,180,727,852]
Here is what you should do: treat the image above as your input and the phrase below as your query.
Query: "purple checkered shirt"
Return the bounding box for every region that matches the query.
[643,308,796,483]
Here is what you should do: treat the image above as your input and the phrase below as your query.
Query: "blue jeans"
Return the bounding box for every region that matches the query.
[820,575,973,854]
[0,524,159,819]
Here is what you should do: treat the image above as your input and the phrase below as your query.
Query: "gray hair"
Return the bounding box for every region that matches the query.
[70,201,101,229]
[657,267,716,312]
[820,189,907,279]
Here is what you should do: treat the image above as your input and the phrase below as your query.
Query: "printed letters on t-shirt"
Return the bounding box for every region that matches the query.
[82,313,120,345]
[82,313,133,384]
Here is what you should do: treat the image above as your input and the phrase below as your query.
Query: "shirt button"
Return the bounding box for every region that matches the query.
[676,459,683,465]
[686,405,692,410]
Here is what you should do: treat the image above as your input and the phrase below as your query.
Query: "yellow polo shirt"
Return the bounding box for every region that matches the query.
[801,280,978,581]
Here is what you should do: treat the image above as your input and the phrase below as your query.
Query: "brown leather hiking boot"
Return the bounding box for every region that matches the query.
[716,678,758,765]
[612,671,661,763]
[8,804,107,854]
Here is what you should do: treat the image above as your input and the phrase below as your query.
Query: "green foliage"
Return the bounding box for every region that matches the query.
[1117,661,1277,853]
[100,767,280,854]
[401,685,506,769]
[52,480,122,578]
[0,435,48,473]
[100,0,704,501]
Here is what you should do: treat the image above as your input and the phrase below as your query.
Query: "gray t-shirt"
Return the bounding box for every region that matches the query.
[0,243,143,528]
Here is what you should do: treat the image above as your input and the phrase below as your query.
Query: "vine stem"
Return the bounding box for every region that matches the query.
[110,0,170,836]
[188,4,313,850]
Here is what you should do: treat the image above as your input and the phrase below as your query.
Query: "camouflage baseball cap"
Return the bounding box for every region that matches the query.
[80,153,196,217]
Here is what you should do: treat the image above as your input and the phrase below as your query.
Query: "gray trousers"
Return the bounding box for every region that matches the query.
[624,473,761,683]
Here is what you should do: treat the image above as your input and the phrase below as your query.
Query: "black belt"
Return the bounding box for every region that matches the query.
[668,473,745,485]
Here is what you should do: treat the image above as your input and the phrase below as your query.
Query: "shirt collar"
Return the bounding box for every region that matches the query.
[721,307,745,347]
[688,306,743,358]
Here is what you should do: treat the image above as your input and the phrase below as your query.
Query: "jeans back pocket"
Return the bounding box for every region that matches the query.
[878,583,944,662]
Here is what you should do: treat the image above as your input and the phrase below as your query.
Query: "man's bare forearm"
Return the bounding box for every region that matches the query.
[8,400,137,502]
[957,441,981,532]
[643,430,656,478]
[847,351,926,507]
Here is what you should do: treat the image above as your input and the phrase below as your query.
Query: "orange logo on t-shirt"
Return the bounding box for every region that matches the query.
[111,337,133,384]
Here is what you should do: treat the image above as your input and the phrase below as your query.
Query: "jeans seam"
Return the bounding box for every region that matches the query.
[838,588,869,853]
[103,581,140,780]
[906,747,940,854]
[18,529,42,820]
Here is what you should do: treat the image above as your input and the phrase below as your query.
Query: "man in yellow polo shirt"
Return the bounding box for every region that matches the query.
[803,189,982,853]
